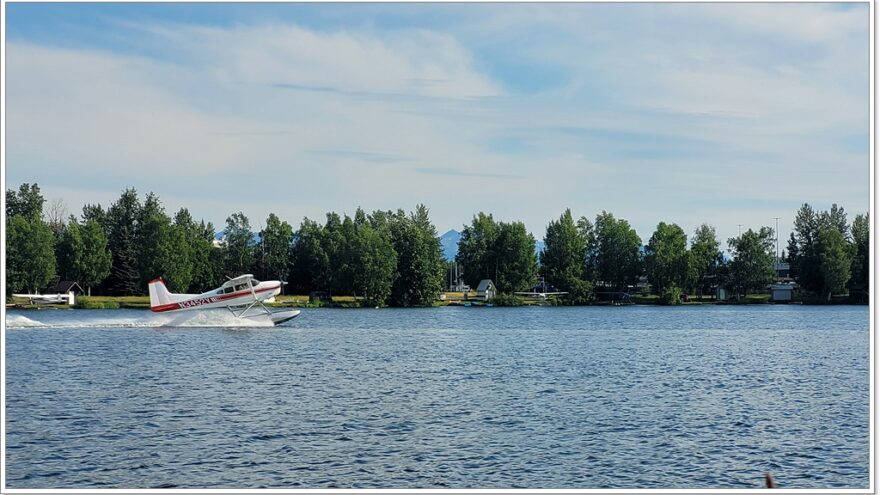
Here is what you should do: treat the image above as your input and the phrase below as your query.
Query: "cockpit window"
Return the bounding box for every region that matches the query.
[234,284,248,292]
[250,279,260,287]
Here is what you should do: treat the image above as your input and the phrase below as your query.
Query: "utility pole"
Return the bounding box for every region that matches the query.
[737,224,743,236]
[773,217,780,263]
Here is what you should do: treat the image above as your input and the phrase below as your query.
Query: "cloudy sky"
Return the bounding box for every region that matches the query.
[4,3,870,250]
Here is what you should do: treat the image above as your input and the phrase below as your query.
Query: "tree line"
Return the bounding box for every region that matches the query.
[5,184,445,307]
[5,183,869,305]
[456,205,868,304]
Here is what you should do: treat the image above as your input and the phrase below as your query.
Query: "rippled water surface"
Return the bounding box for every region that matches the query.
[5,305,869,489]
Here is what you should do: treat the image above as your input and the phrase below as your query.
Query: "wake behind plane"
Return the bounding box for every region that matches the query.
[148,274,300,325]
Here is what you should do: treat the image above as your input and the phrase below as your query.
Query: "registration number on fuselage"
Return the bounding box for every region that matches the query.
[178,296,222,309]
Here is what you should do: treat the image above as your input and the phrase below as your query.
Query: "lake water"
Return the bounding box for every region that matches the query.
[4,305,870,489]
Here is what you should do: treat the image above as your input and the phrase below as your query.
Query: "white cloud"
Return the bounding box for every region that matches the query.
[4,3,869,245]
[135,22,501,99]
[684,3,867,45]
[4,24,514,230]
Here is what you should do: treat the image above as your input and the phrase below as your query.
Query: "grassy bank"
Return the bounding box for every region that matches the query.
[7,292,864,310]
[77,296,149,309]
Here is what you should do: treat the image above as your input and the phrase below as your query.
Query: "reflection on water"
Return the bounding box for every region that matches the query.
[5,306,869,488]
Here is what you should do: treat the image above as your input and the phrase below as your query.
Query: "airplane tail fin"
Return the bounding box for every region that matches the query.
[148,278,174,310]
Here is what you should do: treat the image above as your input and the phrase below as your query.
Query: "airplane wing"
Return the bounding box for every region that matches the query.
[226,274,255,284]
[12,294,67,304]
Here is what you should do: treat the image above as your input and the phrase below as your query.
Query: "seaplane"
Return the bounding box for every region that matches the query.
[515,278,569,301]
[11,292,75,305]
[514,290,569,301]
[148,274,300,325]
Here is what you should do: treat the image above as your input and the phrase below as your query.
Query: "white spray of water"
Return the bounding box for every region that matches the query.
[5,309,277,329]
[5,315,44,328]
[157,310,274,328]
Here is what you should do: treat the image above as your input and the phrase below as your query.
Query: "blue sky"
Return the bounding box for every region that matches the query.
[4,3,870,250]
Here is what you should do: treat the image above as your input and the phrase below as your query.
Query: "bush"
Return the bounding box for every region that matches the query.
[491,293,525,307]
[564,279,595,306]
[659,285,682,305]
[335,300,367,308]
[76,298,120,309]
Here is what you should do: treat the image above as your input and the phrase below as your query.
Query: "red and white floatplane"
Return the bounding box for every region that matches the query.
[148,274,300,325]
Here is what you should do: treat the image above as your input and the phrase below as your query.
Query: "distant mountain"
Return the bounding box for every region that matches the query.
[439,229,461,261]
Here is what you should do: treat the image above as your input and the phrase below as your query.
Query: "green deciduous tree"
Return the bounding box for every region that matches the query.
[320,212,350,294]
[223,212,256,278]
[6,215,56,294]
[494,221,538,293]
[690,223,723,299]
[791,204,822,295]
[6,183,45,220]
[5,183,55,294]
[166,224,194,293]
[849,213,869,297]
[816,227,852,302]
[79,218,113,295]
[727,227,775,297]
[644,222,690,294]
[457,213,536,293]
[174,209,221,292]
[455,212,500,289]
[289,218,331,293]
[136,193,166,289]
[819,204,849,239]
[57,218,112,295]
[388,205,445,307]
[55,218,80,284]
[577,216,599,283]
[136,194,193,293]
[350,220,397,306]
[540,209,590,301]
[82,203,108,230]
[595,211,642,291]
[789,203,853,301]
[257,213,294,285]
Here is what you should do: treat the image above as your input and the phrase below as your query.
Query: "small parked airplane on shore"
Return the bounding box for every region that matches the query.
[514,291,569,301]
[11,292,75,305]
[148,274,300,325]
[514,278,568,301]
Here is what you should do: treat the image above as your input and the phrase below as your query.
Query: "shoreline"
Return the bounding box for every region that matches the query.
[6,294,867,310]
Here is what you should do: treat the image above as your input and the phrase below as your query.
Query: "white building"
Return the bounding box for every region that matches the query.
[770,284,795,302]
[475,279,497,300]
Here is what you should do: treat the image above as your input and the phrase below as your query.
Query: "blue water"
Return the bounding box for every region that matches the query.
[4,305,870,489]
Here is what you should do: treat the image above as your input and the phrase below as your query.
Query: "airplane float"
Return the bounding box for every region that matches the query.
[148,274,300,325]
